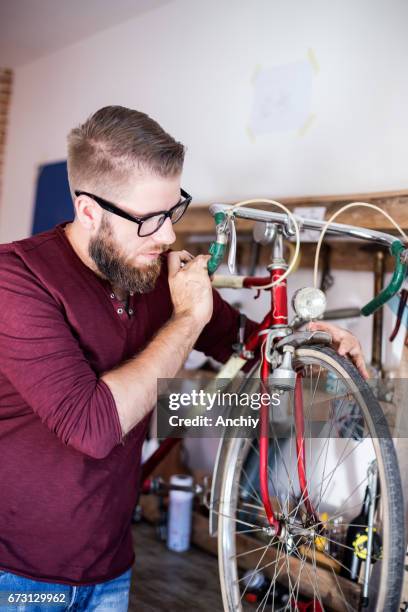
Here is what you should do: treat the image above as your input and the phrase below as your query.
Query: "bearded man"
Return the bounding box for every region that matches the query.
[0,106,367,611]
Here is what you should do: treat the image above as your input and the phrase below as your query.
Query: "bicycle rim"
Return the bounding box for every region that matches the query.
[216,346,404,612]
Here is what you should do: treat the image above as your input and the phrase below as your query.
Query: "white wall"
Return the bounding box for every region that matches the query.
[1,0,406,368]
[2,0,408,242]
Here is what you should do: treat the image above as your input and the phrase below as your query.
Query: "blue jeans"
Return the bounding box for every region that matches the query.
[0,568,131,611]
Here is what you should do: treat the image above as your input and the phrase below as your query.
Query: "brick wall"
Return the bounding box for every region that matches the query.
[0,69,13,205]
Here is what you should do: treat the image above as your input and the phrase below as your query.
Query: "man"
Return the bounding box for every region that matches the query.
[0,106,367,610]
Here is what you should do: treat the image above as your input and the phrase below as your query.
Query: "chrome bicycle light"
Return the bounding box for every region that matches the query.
[292,287,326,320]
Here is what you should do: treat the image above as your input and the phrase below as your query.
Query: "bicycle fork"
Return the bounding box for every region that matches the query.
[247,232,319,532]
[259,343,319,532]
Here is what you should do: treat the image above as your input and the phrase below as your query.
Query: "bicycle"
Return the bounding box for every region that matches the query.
[206,200,407,611]
[143,200,407,611]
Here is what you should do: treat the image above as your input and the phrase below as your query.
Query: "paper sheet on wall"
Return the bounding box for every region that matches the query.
[250,60,313,134]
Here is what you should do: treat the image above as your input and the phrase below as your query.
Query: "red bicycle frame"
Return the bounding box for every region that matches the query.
[244,264,318,531]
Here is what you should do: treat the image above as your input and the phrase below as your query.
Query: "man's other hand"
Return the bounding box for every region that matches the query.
[307,320,369,380]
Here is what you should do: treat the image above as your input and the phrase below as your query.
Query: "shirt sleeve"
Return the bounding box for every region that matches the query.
[0,253,123,459]
[193,288,258,363]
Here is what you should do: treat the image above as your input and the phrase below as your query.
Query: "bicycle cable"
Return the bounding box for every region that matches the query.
[228,199,301,290]
[313,202,408,288]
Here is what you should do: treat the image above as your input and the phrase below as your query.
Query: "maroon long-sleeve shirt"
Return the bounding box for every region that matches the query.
[0,222,254,585]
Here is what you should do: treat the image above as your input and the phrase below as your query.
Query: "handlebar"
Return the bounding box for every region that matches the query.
[207,204,408,316]
[207,212,228,275]
[361,240,407,316]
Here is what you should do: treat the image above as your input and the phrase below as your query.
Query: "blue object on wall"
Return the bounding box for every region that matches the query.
[31,160,74,235]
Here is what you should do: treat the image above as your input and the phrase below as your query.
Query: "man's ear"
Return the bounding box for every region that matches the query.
[74,194,100,231]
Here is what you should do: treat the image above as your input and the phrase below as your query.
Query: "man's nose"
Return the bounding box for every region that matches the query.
[153,217,176,245]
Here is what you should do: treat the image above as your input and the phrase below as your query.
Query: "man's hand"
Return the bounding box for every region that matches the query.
[167,251,213,328]
[307,320,369,380]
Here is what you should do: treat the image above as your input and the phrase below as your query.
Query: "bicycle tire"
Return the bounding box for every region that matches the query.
[216,345,404,612]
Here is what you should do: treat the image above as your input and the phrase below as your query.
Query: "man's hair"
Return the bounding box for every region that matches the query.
[67,105,185,199]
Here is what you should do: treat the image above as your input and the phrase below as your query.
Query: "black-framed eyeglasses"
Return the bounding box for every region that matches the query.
[74,188,192,237]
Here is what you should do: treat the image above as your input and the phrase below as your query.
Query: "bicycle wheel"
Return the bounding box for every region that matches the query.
[216,345,404,612]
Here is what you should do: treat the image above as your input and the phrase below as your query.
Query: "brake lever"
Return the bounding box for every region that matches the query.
[389,288,408,342]
[227,215,237,274]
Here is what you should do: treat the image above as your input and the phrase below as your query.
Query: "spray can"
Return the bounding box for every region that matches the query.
[167,474,194,552]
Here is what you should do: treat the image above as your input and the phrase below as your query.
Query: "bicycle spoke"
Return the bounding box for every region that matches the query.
[313,473,373,529]
[309,542,325,610]
[292,539,314,608]
[256,549,281,612]
[239,538,276,600]
[310,437,370,511]
[233,541,277,561]
[237,527,267,535]
[316,377,348,512]
[319,545,359,577]
[330,566,355,612]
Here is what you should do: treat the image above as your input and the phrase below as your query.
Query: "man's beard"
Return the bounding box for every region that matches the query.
[89,216,163,294]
